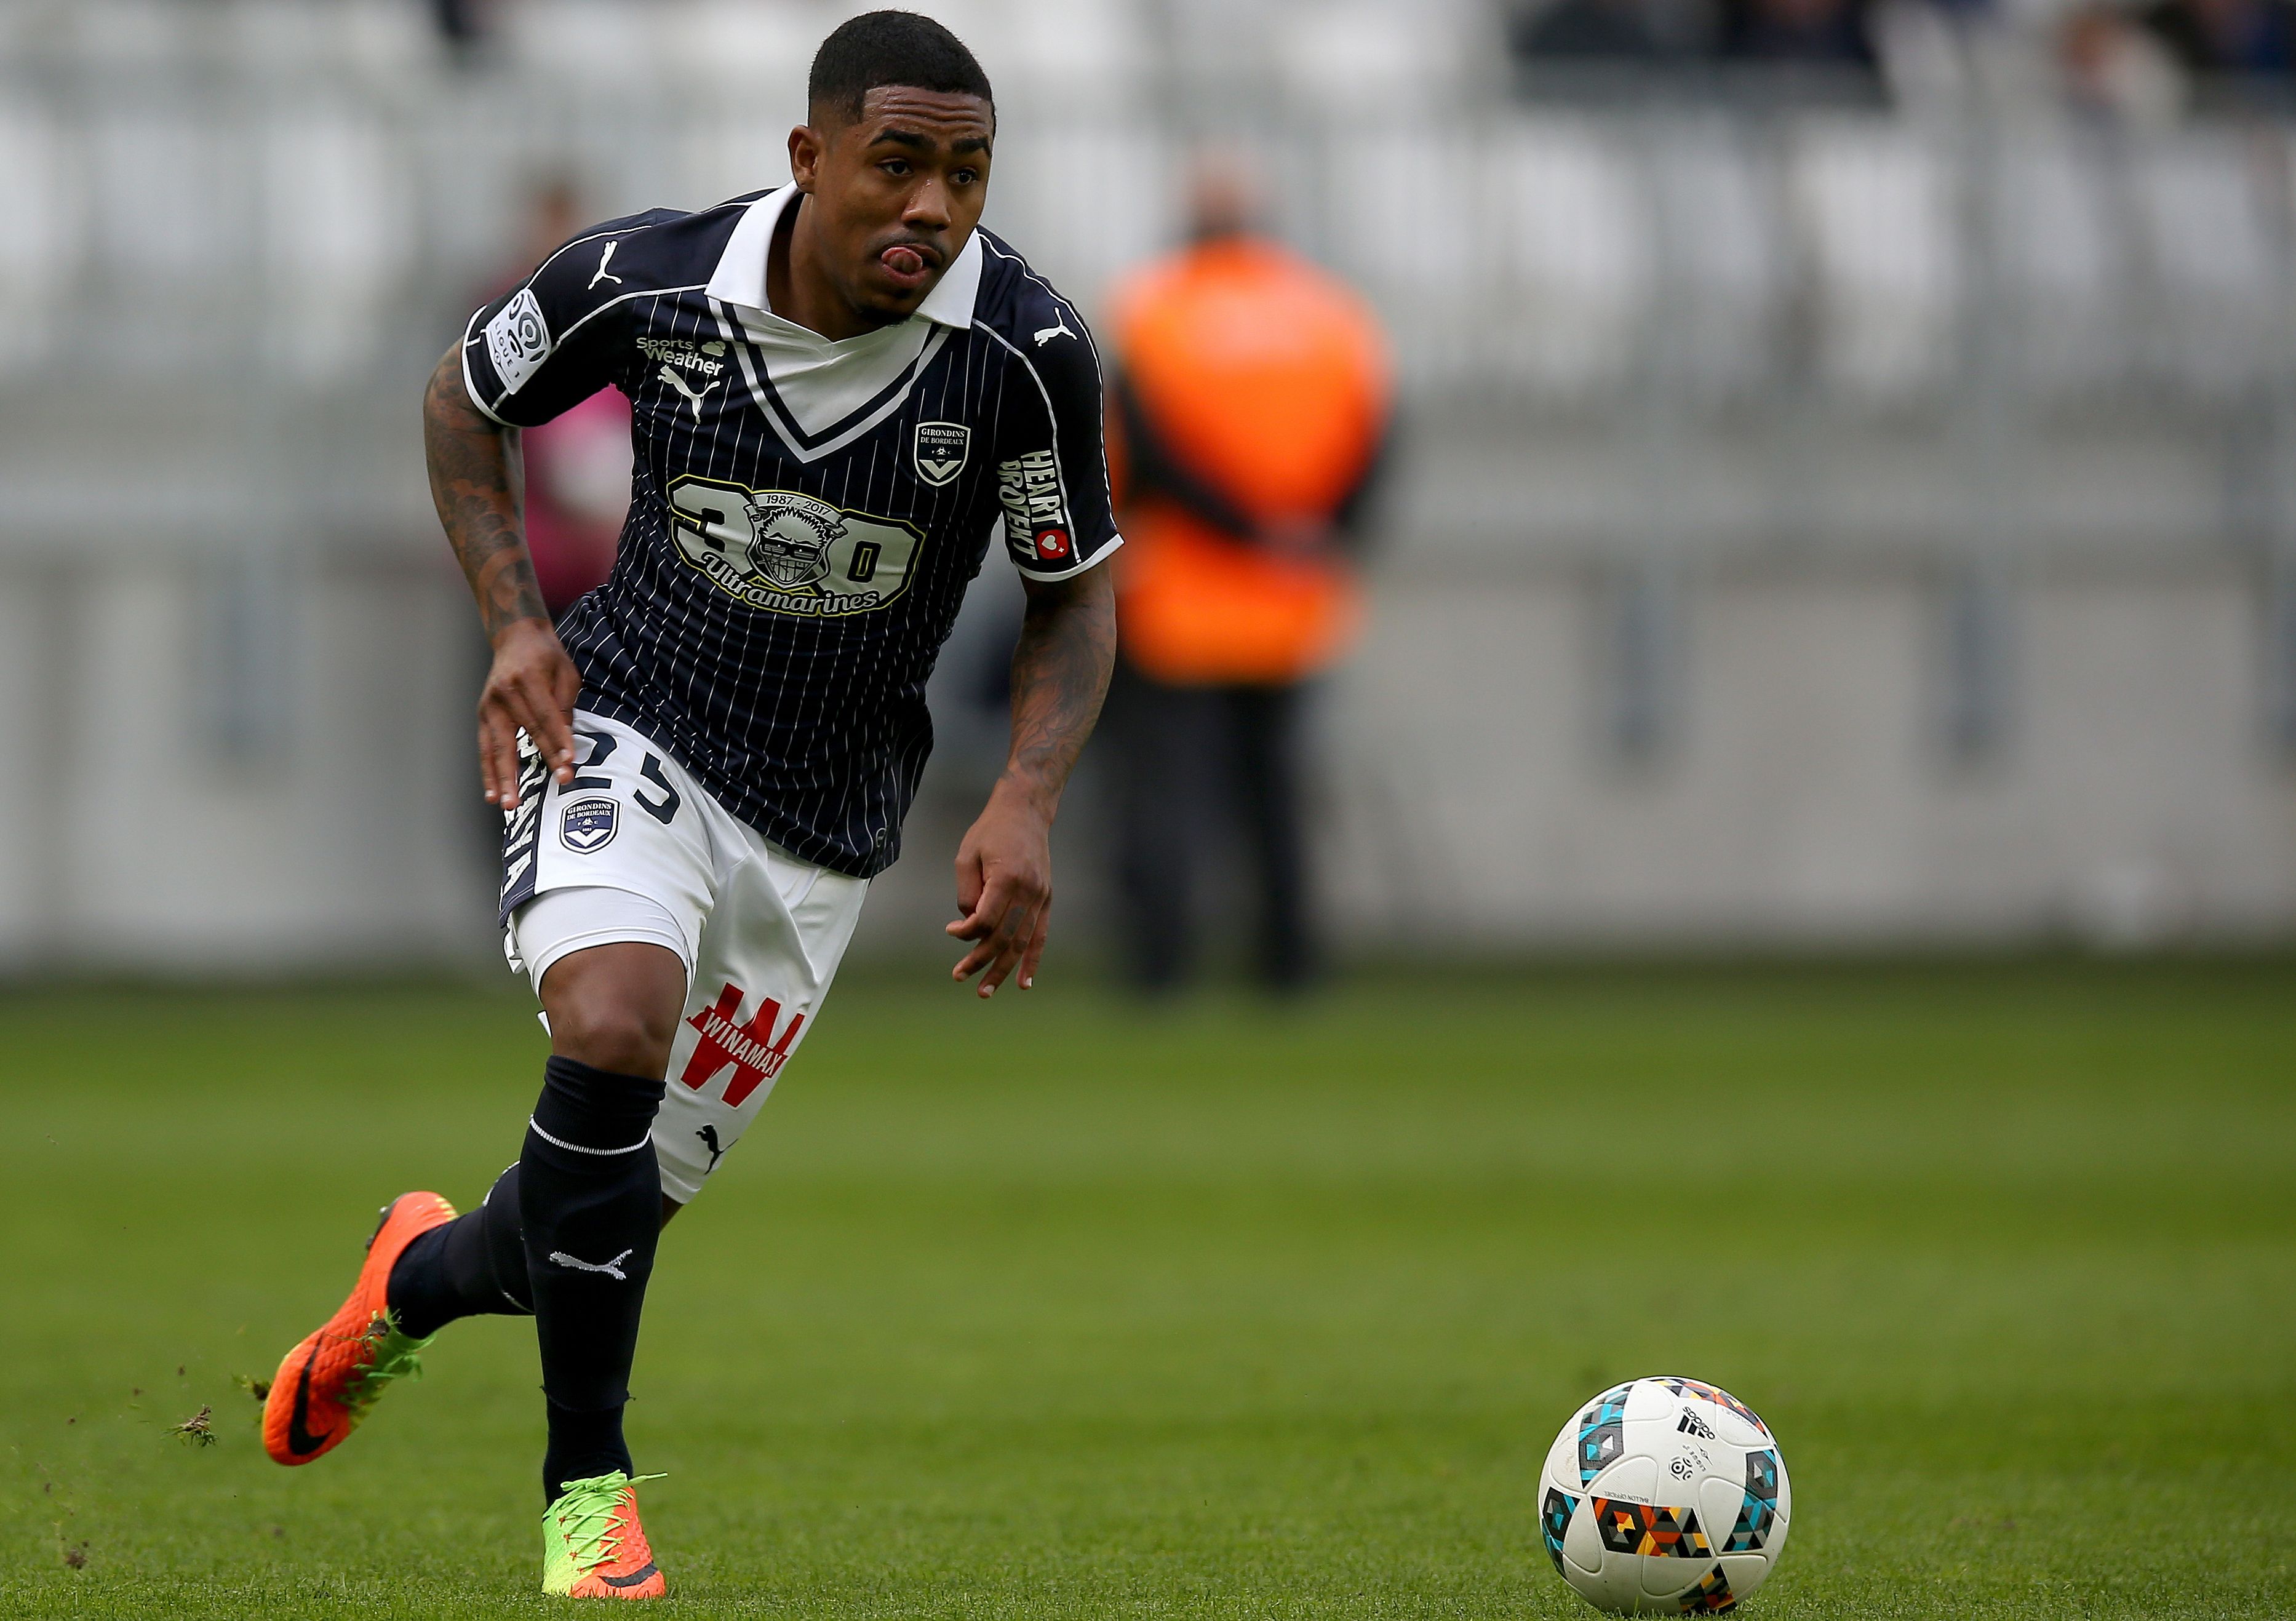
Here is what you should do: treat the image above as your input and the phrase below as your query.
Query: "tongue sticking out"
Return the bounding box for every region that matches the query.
[882,246,926,277]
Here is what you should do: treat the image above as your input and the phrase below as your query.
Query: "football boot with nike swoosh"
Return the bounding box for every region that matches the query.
[262,1191,456,1466]
[543,1472,669,1599]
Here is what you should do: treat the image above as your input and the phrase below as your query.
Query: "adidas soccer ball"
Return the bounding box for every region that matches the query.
[1537,1377,1790,1615]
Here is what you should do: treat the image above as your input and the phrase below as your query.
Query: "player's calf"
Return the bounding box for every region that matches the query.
[520,1054,669,1501]
[388,1163,534,1333]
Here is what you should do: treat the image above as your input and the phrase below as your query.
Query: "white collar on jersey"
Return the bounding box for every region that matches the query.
[703,183,984,332]
[696,183,983,458]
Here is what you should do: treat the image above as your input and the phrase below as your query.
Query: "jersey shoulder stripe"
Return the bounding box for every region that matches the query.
[460,199,755,426]
[970,230,1091,350]
[538,197,756,297]
[969,231,1118,583]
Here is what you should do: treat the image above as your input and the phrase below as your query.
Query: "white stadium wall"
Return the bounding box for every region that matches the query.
[1316,567,2296,950]
[2,545,2287,973]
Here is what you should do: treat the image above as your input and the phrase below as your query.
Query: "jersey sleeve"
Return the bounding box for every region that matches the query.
[989,301,1123,583]
[460,221,647,429]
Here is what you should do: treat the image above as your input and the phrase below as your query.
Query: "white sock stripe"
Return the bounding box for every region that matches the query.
[525,1117,652,1157]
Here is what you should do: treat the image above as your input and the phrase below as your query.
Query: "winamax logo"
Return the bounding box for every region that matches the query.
[677,983,806,1107]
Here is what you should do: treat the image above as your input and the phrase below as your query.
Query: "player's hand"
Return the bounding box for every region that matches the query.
[947,781,1054,997]
[478,617,581,810]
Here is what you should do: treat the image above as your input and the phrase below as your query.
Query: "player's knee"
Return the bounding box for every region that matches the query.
[549,998,679,1078]
[539,943,687,1078]
[541,992,675,1079]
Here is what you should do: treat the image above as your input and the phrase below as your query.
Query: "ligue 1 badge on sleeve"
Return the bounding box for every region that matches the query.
[559,797,620,854]
[485,288,552,392]
[913,421,970,487]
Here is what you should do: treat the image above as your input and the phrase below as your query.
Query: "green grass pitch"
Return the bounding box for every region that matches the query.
[2,957,2292,1617]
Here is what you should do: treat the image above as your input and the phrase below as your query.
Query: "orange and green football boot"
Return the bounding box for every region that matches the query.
[262,1191,456,1466]
[542,1471,669,1599]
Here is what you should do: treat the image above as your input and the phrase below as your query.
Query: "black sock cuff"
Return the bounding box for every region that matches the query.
[383,1222,454,1337]
[532,1056,667,1154]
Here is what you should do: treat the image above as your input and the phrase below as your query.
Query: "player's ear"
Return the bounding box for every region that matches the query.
[788,124,823,193]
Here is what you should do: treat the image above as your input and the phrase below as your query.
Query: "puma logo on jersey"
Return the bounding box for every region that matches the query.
[548,1248,635,1281]
[589,240,624,289]
[1033,314,1077,347]
[660,365,719,420]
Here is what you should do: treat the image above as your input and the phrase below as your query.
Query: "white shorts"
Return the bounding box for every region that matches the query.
[498,711,867,1203]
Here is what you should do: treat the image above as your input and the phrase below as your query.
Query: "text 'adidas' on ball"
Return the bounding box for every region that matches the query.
[1538,1376,1790,1615]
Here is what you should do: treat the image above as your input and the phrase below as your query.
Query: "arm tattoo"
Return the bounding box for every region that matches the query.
[1003,568,1117,813]
[423,348,548,641]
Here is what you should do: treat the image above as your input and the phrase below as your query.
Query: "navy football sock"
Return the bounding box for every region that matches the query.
[519,1055,666,1500]
[386,1165,533,1337]
[480,1164,536,1313]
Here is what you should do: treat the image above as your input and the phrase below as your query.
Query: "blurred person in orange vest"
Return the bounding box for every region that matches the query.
[489,178,632,620]
[1102,156,1393,994]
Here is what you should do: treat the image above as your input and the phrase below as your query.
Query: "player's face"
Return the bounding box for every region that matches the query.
[792,87,993,327]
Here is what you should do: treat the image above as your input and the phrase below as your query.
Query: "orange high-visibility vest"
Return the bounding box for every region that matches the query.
[1107,238,1390,686]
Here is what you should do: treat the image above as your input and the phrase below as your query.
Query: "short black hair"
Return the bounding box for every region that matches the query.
[808,11,994,127]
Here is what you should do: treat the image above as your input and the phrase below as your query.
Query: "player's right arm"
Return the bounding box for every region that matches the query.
[423,346,580,810]
[428,213,665,808]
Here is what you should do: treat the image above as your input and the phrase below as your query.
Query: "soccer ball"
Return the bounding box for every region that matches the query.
[1537,1376,1790,1615]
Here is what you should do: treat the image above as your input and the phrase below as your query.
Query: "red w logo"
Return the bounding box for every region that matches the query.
[677,983,804,1107]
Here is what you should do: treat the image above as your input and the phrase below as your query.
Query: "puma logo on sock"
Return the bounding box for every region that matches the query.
[548,1249,635,1281]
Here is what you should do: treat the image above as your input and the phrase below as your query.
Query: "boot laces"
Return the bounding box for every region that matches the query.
[553,1471,667,1574]
[339,1310,431,1417]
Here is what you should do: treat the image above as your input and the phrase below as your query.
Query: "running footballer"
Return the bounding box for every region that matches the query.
[259,14,1117,1600]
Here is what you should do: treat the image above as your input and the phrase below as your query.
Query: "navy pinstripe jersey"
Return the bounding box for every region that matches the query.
[461,184,1120,880]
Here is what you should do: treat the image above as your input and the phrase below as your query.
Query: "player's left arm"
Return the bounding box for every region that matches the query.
[947,567,1116,996]
[949,289,1124,997]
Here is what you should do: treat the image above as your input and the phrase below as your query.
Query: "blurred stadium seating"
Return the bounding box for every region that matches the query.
[0,0,2291,970]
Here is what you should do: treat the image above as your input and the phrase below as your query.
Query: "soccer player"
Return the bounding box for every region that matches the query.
[260,13,1117,1601]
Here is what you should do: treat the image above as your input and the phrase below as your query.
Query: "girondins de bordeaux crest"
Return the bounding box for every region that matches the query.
[913,420,970,487]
